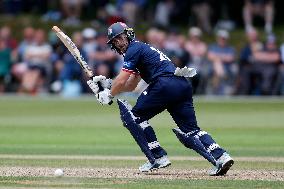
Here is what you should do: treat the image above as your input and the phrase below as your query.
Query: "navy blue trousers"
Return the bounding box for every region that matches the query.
[132,76,200,133]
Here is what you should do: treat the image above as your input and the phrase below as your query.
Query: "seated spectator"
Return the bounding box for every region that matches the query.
[243,0,274,34]
[88,32,118,78]
[145,28,166,50]
[190,0,212,33]
[238,28,263,94]
[184,27,208,94]
[82,27,97,61]
[20,29,52,94]
[0,26,18,50]
[0,26,18,64]
[164,28,188,68]
[207,30,236,95]
[59,32,85,97]
[17,26,35,62]
[249,34,280,95]
[0,37,12,92]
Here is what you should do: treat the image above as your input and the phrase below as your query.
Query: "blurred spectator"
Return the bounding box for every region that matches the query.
[190,0,212,33]
[238,28,263,94]
[17,27,35,62]
[243,0,274,34]
[20,29,52,94]
[82,27,97,56]
[10,27,35,91]
[0,38,12,92]
[248,34,280,95]
[145,28,166,49]
[154,0,174,27]
[164,29,188,68]
[279,42,284,95]
[93,4,125,26]
[0,26,18,50]
[89,32,118,78]
[116,0,147,27]
[61,0,85,26]
[184,27,209,94]
[207,30,236,95]
[59,32,85,97]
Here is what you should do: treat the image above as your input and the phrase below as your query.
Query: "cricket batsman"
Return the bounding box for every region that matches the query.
[87,22,234,176]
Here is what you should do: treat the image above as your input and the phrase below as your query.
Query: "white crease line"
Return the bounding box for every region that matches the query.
[0,155,284,162]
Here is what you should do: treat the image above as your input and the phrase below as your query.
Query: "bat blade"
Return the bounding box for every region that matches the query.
[52,26,94,78]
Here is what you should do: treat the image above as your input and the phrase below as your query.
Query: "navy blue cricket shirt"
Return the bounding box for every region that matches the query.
[122,41,176,84]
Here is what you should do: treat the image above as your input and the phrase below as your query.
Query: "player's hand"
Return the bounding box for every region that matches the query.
[92,75,112,89]
[96,88,114,105]
[87,79,99,94]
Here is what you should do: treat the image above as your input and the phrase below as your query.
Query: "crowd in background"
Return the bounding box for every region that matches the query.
[0,0,283,96]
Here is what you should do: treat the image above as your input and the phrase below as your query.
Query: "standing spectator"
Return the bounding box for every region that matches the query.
[249,34,280,95]
[207,30,236,95]
[243,0,274,34]
[20,29,52,94]
[184,27,208,94]
[0,37,12,92]
[116,0,147,27]
[154,0,174,27]
[190,0,212,33]
[238,28,263,94]
[60,0,84,26]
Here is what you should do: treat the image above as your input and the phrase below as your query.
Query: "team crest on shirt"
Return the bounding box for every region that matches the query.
[123,61,131,67]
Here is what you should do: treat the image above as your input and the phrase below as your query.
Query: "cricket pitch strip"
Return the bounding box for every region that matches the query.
[0,155,283,181]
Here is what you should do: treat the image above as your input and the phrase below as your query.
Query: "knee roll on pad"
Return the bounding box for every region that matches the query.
[117,99,155,164]
[116,99,150,130]
[172,128,216,165]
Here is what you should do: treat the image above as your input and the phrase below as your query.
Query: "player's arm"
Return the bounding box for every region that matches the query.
[124,73,141,92]
[110,70,141,96]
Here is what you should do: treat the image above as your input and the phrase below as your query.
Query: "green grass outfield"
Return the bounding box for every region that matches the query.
[0,95,283,188]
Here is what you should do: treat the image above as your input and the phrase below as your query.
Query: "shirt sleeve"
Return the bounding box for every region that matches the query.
[122,44,140,75]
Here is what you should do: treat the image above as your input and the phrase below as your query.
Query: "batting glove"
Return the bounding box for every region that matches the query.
[92,75,112,89]
[87,80,99,94]
[96,88,114,105]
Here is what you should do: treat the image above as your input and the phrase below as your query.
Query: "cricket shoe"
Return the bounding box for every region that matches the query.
[209,152,234,176]
[139,155,171,172]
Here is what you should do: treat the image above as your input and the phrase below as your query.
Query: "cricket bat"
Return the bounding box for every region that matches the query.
[52,26,113,104]
[52,26,94,78]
